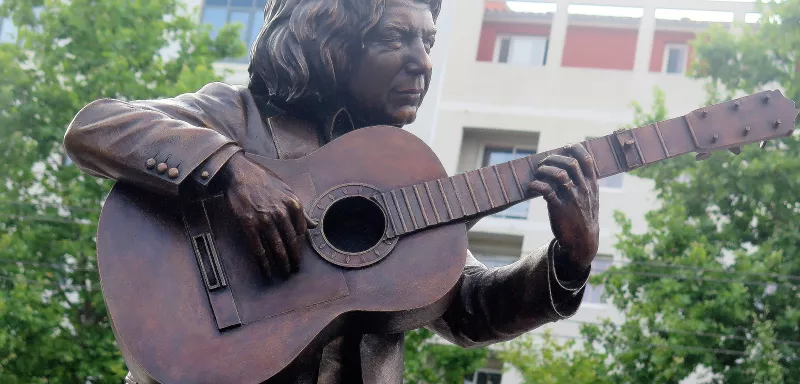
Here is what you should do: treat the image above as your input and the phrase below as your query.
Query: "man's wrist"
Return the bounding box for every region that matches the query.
[553,240,591,281]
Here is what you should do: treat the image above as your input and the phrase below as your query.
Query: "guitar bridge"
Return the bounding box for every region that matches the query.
[191,232,226,291]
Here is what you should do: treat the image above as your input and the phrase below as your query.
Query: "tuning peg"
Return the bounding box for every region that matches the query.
[696,152,712,161]
[760,141,769,149]
[729,147,742,155]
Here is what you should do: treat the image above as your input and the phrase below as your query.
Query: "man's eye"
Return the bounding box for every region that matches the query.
[385,38,403,49]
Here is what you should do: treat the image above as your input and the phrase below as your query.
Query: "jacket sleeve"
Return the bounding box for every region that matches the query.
[428,239,590,348]
[63,82,247,197]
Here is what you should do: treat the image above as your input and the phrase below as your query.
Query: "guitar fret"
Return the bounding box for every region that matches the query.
[391,190,408,233]
[450,177,467,215]
[654,122,670,157]
[401,188,418,230]
[478,168,495,208]
[463,173,480,212]
[437,179,454,220]
[492,165,509,204]
[630,128,646,163]
[683,115,700,148]
[606,135,624,171]
[509,161,525,198]
[425,182,441,224]
[525,155,535,175]
[381,193,400,237]
[584,140,602,178]
[413,185,431,226]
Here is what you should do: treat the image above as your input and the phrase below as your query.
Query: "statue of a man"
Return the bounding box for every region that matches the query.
[64,0,600,382]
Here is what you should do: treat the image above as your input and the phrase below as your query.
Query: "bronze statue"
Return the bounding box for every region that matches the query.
[63,0,606,382]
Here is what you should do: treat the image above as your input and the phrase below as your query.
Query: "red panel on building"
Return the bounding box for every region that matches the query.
[562,26,638,70]
[649,31,696,72]
[476,22,551,61]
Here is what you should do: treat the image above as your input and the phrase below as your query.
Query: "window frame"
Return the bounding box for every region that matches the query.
[493,34,549,66]
[467,368,503,384]
[200,0,266,62]
[662,43,689,74]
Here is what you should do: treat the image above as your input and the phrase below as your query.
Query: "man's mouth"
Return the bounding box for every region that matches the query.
[395,88,424,95]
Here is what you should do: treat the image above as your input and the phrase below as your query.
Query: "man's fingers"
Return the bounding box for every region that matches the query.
[536,165,579,202]
[567,143,598,186]
[540,154,588,192]
[243,224,272,280]
[262,218,292,278]
[287,198,309,235]
[528,180,561,206]
[276,211,302,273]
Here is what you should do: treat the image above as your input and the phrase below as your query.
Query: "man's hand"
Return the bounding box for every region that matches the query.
[528,143,600,273]
[219,152,312,279]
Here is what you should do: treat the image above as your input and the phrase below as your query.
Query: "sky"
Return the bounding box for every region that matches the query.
[505,0,765,23]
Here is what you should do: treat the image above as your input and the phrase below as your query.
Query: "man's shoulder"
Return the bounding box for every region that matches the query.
[195,81,252,101]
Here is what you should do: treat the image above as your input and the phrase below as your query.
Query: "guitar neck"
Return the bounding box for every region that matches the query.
[375,112,702,239]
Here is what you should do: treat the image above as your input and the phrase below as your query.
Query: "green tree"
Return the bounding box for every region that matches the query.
[498,331,613,384]
[582,3,800,382]
[0,0,244,382]
[403,328,490,384]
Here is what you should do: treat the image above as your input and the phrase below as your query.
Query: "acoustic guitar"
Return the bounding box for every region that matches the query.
[96,91,797,383]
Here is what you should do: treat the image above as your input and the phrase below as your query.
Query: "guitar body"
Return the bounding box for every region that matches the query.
[97,126,467,384]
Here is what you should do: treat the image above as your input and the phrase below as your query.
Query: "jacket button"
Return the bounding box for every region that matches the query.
[156,163,168,174]
[146,158,156,169]
[168,168,180,179]
[200,171,210,180]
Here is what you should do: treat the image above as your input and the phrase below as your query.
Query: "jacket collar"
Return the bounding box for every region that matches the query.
[256,95,356,144]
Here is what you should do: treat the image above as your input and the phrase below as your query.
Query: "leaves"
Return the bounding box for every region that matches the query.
[0,1,244,382]
[585,12,800,380]
[403,329,489,384]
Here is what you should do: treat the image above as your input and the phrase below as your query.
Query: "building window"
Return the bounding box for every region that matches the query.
[465,369,503,384]
[482,146,536,219]
[468,233,523,269]
[494,35,548,66]
[663,43,688,74]
[583,255,613,304]
[201,0,267,59]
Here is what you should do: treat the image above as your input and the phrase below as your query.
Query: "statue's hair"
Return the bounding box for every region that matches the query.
[247,0,441,105]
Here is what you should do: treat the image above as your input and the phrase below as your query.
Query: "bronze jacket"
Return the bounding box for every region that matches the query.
[64,82,590,384]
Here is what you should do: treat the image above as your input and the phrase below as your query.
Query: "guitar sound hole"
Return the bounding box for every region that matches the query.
[322,196,386,254]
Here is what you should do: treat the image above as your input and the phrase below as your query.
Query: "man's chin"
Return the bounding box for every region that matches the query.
[390,106,419,126]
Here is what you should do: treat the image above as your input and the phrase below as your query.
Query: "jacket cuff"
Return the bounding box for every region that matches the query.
[546,239,590,318]
[191,143,242,189]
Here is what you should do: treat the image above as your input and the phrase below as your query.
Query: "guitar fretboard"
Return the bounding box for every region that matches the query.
[374,113,703,239]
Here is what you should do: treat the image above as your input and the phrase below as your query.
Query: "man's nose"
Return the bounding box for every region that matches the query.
[405,39,432,75]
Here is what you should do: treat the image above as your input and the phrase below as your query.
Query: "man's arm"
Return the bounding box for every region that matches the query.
[427,241,590,348]
[63,82,245,196]
[430,143,600,347]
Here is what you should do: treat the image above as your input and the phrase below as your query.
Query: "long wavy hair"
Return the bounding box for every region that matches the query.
[247,0,442,107]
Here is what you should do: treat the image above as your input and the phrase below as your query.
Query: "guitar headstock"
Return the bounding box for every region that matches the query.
[687,90,798,159]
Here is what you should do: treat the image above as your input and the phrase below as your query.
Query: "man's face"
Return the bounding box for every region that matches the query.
[345,0,436,127]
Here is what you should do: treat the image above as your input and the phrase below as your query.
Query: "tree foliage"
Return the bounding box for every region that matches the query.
[0,0,244,382]
[403,328,489,384]
[498,331,614,384]
[583,3,800,382]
